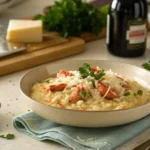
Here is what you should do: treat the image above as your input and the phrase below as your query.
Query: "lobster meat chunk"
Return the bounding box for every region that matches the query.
[49,83,67,92]
[96,81,120,99]
[69,84,84,103]
[57,70,71,78]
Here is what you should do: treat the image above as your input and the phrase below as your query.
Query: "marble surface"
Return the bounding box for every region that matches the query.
[0,0,150,150]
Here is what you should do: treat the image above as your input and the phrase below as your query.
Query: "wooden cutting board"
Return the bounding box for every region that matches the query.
[0,21,106,76]
[81,28,106,42]
[0,35,85,76]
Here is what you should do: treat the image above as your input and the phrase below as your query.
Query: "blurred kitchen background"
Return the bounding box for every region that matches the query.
[0,0,110,35]
[0,0,150,33]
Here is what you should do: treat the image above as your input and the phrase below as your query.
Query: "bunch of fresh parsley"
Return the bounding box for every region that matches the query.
[33,0,108,37]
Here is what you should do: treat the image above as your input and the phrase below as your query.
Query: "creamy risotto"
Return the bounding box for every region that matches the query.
[30,63,150,111]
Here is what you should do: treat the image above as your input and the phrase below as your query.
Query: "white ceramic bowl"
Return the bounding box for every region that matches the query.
[20,60,150,127]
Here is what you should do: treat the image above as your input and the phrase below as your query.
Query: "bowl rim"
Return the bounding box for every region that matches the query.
[20,59,150,113]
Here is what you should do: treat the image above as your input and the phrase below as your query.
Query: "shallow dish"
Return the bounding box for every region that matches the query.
[20,60,150,127]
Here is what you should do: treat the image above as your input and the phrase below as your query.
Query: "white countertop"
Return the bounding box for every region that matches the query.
[0,0,150,150]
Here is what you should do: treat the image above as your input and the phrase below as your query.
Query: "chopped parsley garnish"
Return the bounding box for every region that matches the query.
[78,63,105,80]
[45,80,50,83]
[124,92,130,96]
[134,90,143,96]
[78,63,91,78]
[142,60,150,71]
[87,79,95,87]
[79,90,87,100]
[137,90,143,95]
[90,69,105,80]
[0,134,15,140]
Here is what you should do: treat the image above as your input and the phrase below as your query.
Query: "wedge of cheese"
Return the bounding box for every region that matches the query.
[6,20,43,43]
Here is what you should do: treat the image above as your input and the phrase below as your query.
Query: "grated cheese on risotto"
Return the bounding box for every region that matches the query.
[30,63,150,111]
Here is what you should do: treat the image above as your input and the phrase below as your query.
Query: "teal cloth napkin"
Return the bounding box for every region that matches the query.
[13,112,150,150]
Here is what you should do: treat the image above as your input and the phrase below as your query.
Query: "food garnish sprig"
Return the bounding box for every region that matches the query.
[78,63,105,80]
[142,60,150,71]
[0,134,15,140]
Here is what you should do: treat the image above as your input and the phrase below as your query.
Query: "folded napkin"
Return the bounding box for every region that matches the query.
[13,112,150,150]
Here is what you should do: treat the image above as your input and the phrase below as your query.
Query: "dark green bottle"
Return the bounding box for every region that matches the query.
[107,0,148,57]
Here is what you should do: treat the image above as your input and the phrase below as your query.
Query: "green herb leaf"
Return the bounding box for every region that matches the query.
[78,63,91,78]
[45,80,50,83]
[0,134,15,140]
[142,60,150,71]
[33,14,44,21]
[78,63,105,80]
[79,90,87,100]
[91,69,105,80]
[124,92,130,96]
[98,5,109,26]
[87,79,95,87]
[6,134,15,139]
[137,90,143,95]
[0,135,5,138]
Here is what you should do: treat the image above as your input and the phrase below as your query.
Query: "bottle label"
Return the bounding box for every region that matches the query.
[106,14,110,44]
[126,19,147,50]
